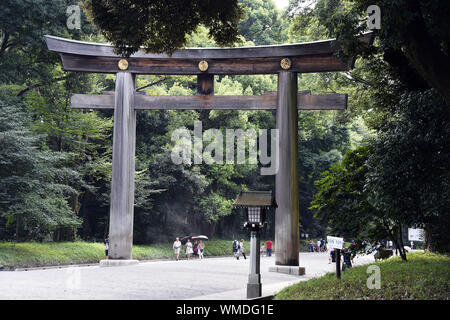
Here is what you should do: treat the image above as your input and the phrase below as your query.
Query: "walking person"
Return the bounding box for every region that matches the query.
[185,239,193,260]
[193,240,199,258]
[233,239,240,259]
[266,239,273,257]
[198,240,205,259]
[308,240,314,252]
[260,243,266,257]
[239,239,247,259]
[104,238,109,259]
[173,237,182,261]
[329,247,335,264]
[342,247,353,270]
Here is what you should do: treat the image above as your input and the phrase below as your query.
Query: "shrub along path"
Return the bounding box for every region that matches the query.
[275,252,450,300]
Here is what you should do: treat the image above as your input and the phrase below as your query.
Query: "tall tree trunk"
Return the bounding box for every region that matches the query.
[15,217,19,241]
[208,221,216,239]
[402,0,450,104]
[424,224,433,252]
[397,222,407,261]
[0,32,9,58]
[81,193,90,238]
[384,220,401,258]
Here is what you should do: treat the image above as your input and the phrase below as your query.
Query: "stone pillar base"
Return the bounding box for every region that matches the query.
[268,266,305,275]
[247,283,262,299]
[99,259,139,267]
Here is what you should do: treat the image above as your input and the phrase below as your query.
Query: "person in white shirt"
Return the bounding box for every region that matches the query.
[198,240,205,259]
[173,237,182,261]
[185,239,193,260]
[239,239,246,259]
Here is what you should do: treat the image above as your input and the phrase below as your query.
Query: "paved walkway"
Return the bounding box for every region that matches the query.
[0,252,374,300]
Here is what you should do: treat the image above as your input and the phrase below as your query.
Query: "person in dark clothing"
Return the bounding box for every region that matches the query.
[104,238,109,259]
[193,240,199,258]
[342,248,353,270]
[232,239,240,259]
[329,247,335,264]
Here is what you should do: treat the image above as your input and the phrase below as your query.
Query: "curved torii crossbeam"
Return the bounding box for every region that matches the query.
[45,34,371,269]
[45,35,369,75]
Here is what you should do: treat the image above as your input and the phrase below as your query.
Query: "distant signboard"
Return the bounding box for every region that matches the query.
[408,228,424,241]
[327,236,344,249]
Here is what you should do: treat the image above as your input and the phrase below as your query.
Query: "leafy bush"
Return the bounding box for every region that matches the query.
[275,252,450,300]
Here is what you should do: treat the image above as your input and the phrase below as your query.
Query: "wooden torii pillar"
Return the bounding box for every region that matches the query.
[46,34,370,266]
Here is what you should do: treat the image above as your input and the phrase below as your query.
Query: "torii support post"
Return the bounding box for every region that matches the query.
[107,72,137,263]
[275,71,300,267]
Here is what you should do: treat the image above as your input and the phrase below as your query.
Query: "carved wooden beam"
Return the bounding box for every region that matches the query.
[45,34,372,75]
[70,92,347,110]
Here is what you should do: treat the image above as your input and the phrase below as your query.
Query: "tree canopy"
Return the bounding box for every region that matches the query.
[82,0,243,56]
[310,0,450,103]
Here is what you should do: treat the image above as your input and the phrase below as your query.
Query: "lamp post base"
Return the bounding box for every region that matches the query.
[247,283,262,299]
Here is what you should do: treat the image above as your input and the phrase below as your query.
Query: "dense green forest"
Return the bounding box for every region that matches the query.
[0,0,448,254]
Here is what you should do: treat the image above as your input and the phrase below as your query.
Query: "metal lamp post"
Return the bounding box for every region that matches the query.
[233,191,277,299]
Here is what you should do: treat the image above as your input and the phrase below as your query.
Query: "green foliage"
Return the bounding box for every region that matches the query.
[310,89,450,254]
[310,145,376,240]
[275,252,450,300]
[0,0,95,84]
[238,0,289,45]
[297,1,449,254]
[0,88,81,240]
[366,89,450,252]
[199,192,234,223]
[312,0,450,103]
[83,0,243,56]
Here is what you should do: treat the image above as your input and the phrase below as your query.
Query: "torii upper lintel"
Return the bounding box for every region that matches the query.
[45,34,371,75]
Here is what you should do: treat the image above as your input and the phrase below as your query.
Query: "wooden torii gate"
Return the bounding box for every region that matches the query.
[46,34,370,267]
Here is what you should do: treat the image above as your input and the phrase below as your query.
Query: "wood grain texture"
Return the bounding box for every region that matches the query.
[71,93,347,110]
[46,34,374,75]
[59,54,352,75]
[71,93,115,109]
[108,72,136,260]
[275,71,300,267]
[46,34,372,59]
[197,74,214,95]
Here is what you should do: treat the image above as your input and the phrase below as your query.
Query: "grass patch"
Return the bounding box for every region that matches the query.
[0,239,247,269]
[275,252,450,300]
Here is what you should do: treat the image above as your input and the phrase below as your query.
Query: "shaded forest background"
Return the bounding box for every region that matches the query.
[0,0,448,253]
